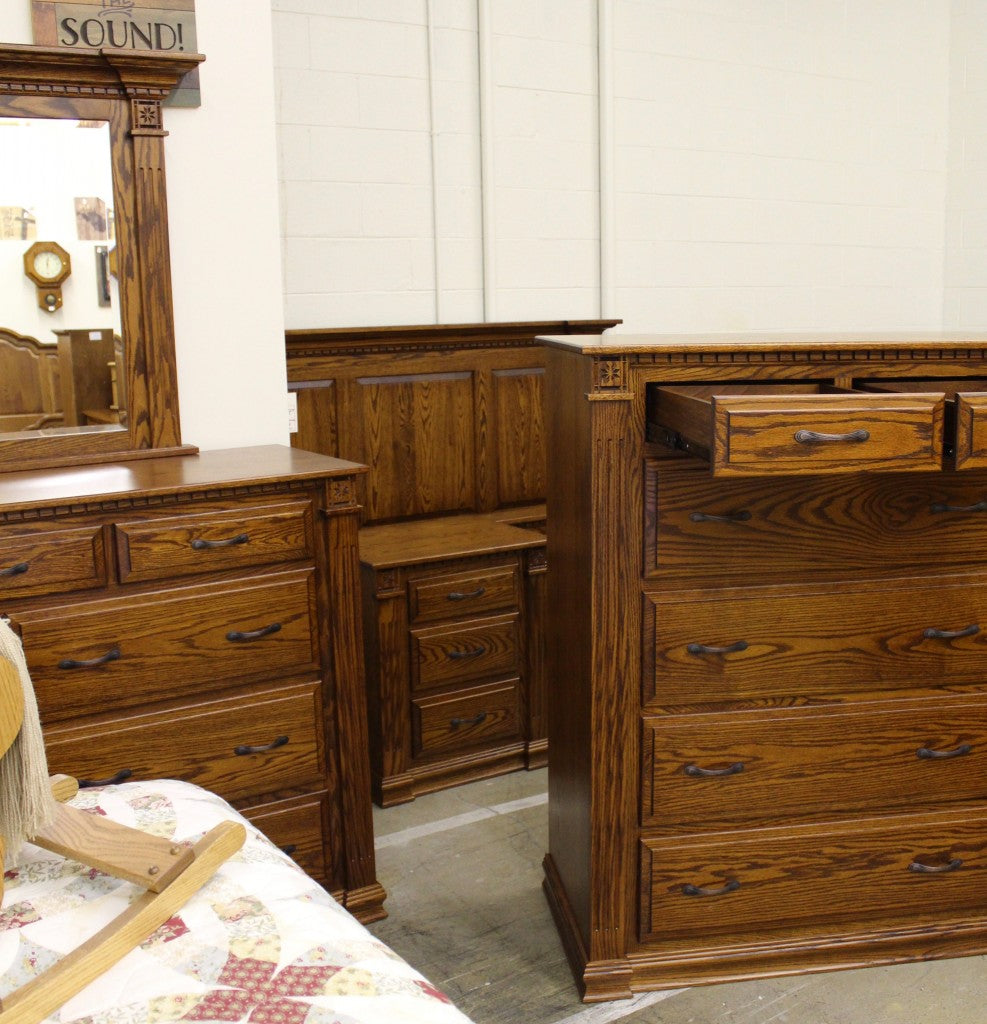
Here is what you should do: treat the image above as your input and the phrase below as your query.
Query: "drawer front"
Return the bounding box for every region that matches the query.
[115,500,313,584]
[957,394,987,470]
[44,681,324,802]
[641,810,987,942]
[411,679,520,758]
[410,564,519,624]
[16,569,319,720]
[711,393,944,476]
[0,525,105,600]
[239,793,330,883]
[412,613,519,691]
[647,464,987,584]
[647,580,987,704]
[644,698,987,829]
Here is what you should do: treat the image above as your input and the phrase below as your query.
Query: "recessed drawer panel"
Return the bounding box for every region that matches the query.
[412,679,520,758]
[412,613,519,692]
[643,698,987,829]
[44,681,323,802]
[115,500,313,583]
[410,565,520,624]
[646,580,987,704]
[238,792,330,884]
[14,569,318,720]
[641,809,987,943]
[0,525,105,599]
[647,384,944,476]
[646,465,987,584]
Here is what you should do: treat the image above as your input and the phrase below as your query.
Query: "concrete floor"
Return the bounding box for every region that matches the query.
[368,769,987,1024]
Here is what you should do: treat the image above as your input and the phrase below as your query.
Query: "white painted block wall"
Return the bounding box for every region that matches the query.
[275,0,985,333]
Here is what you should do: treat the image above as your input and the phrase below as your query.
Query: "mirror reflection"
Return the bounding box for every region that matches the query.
[0,117,125,438]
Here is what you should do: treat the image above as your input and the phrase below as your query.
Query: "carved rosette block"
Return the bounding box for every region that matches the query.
[592,356,629,396]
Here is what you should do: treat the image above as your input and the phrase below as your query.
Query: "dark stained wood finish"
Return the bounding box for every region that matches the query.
[541,331,987,1001]
[286,320,618,524]
[0,446,385,921]
[0,44,203,471]
[360,513,545,805]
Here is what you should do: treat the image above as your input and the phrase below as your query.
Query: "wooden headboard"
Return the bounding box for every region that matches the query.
[285,320,619,525]
[0,327,62,433]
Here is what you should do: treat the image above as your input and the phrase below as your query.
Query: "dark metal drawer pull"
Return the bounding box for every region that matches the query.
[234,734,289,756]
[917,743,972,760]
[280,844,298,856]
[191,533,249,550]
[0,561,28,578]
[689,510,751,524]
[687,640,749,656]
[58,647,121,670]
[451,711,487,729]
[684,761,745,778]
[923,624,979,640]
[794,428,870,444]
[78,768,133,789]
[930,501,987,514]
[447,587,486,601]
[908,857,963,874]
[447,646,486,660]
[682,879,741,897]
[226,622,282,642]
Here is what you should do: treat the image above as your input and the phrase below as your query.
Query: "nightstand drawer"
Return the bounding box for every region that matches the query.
[44,681,324,802]
[412,679,520,757]
[410,565,519,624]
[643,698,987,829]
[0,525,105,599]
[115,500,313,583]
[640,809,987,943]
[646,579,987,704]
[412,613,520,691]
[15,569,318,720]
[647,384,944,476]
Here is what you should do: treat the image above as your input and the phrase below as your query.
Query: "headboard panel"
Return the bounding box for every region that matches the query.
[285,320,618,525]
[0,328,62,433]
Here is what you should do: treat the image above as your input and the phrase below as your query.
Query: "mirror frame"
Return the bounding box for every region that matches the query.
[0,43,204,473]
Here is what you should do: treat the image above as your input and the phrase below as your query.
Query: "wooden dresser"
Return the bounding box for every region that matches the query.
[0,445,385,922]
[540,332,987,999]
[286,320,615,803]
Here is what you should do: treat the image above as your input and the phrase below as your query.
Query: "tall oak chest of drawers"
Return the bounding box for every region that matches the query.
[0,445,385,922]
[540,332,987,1000]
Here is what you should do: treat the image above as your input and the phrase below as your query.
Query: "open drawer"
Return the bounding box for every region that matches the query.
[647,382,945,477]
[856,379,987,470]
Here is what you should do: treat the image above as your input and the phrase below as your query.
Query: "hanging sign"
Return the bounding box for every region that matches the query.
[31,0,200,107]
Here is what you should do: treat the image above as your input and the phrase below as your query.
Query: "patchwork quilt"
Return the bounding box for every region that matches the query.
[0,779,474,1024]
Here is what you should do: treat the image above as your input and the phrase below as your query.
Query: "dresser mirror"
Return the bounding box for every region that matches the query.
[0,43,203,473]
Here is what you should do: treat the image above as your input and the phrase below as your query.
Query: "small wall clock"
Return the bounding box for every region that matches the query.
[23,240,72,312]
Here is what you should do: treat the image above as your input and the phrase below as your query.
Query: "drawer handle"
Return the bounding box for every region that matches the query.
[78,768,133,789]
[908,857,963,874]
[451,711,487,729]
[689,511,751,524]
[191,533,250,550]
[447,586,486,601]
[447,646,486,660]
[794,428,870,444]
[0,561,29,578]
[923,624,980,640]
[234,734,289,756]
[681,879,741,898]
[280,844,298,856]
[687,640,748,656]
[930,501,987,514]
[917,743,972,760]
[58,647,121,670]
[684,761,745,778]
[226,622,282,642]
